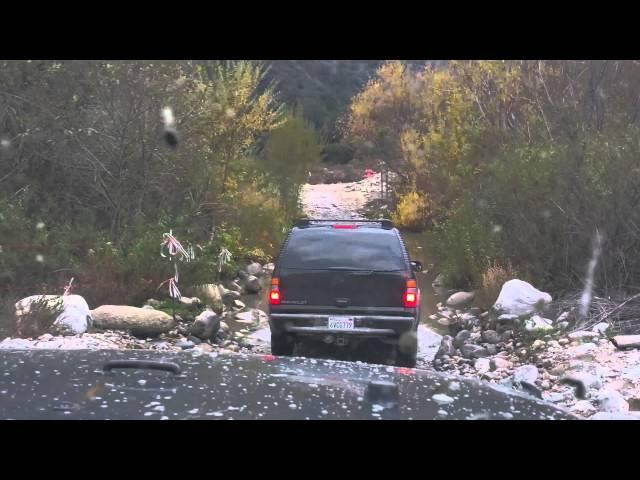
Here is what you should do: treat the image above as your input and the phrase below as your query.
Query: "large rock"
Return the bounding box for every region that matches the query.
[15,295,61,316]
[91,305,176,337]
[243,275,262,294]
[492,279,552,316]
[596,390,629,413]
[513,365,538,384]
[15,294,91,336]
[263,263,275,275]
[190,310,220,340]
[246,262,263,277]
[191,284,224,314]
[179,296,201,310]
[52,295,92,335]
[562,372,602,393]
[234,309,268,327]
[611,335,640,349]
[446,291,475,308]
[220,287,241,306]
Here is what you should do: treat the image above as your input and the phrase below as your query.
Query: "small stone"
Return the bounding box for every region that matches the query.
[532,339,546,350]
[481,330,501,344]
[454,330,471,348]
[243,275,262,294]
[176,339,194,350]
[233,299,245,310]
[438,336,455,357]
[246,262,263,277]
[446,291,475,307]
[195,343,214,353]
[500,330,513,342]
[541,380,551,390]
[485,344,497,355]
[517,348,528,358]
[571,400,597,416]
[460,344,489,359]
[474,358,490,373]
[572,342,597,359]
[557,321,569,331]
[559,338,570,346]
[490,357,512,371]
[591,322,610,334]
[568,330,599,340]
[497,314,519,322]
[513,364,539,384]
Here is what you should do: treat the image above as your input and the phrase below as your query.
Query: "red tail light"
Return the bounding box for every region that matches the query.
[404,279,418,308]
[269,278,281,305]
[332,224,357,229]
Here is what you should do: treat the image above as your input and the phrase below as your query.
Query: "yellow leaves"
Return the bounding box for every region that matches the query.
[392,191,431,230]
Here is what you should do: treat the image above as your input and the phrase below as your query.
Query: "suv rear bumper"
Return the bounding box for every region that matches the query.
[269,313,417,341]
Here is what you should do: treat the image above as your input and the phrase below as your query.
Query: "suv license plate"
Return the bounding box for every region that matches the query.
[328,317,354,330]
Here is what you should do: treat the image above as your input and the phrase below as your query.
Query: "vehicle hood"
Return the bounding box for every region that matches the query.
[0,349,576,420]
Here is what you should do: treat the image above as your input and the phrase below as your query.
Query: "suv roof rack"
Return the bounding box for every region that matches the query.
[294,218,394,230]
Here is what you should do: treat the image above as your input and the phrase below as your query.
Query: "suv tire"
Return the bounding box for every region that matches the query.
[395,333,418,368]
[271,331,295,356]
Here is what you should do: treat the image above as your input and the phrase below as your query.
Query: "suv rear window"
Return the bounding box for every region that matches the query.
[280,227,407,271]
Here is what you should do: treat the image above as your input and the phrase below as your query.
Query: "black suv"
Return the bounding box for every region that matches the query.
[268,219,423,367]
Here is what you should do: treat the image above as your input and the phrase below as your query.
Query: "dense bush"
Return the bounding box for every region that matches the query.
[0,60,319,311]
[347,60,640,295]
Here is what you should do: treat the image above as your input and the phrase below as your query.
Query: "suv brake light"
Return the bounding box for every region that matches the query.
[332,224,357,229]
[269,277,281,305]
[404,279,418,308]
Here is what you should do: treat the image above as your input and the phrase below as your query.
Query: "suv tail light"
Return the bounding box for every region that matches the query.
[269,277,281,305]
[404,279,418,308]
[332,224,357,229]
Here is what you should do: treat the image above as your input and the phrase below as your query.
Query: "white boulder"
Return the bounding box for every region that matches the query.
[15,294,91,336]
[493,279,552,316]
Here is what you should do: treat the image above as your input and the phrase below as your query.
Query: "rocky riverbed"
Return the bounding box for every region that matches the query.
[427,281,640,420]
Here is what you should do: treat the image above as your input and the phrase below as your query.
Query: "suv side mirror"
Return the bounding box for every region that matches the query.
[410,261,423,272]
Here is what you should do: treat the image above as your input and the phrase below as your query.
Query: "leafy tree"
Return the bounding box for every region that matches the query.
[263,110,322,220]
